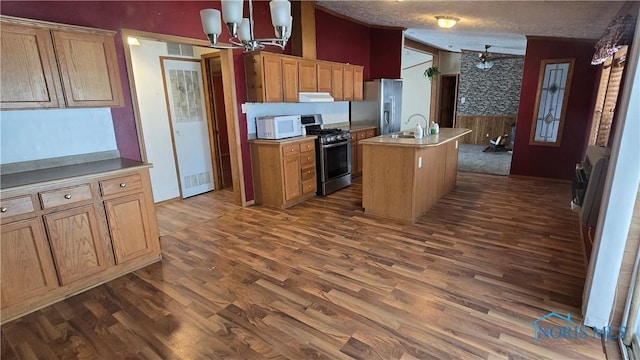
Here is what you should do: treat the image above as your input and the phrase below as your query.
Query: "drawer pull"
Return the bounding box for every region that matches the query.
[64,194,72,200]
[291,148,295,152]
[1,207,7,213]
[120,183,127,188]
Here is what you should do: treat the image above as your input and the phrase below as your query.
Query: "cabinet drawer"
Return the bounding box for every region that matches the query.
[300,141,315,153]
[39,184,92,209]
[301,165,316,181]
[302,179,316,195]
[282,144,300,157]
[350,133,357,141]
[300,152,315,165]
[365,129,376,138]
[357,131,367,140]
[0,195,36,220]
[100,174,142,197]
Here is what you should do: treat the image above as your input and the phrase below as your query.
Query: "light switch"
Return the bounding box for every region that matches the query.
[461,97,466,104]
[418,156,423,168]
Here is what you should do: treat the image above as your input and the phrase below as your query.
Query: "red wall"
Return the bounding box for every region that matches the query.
[369,28,403,80]
[0,1,290,201]
[1,1,403,201]
[315,9,370,79]
[511,38,599,180]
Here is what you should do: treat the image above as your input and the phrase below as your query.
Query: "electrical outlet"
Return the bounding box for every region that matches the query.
[418,156,423,168]
[486,133,490,138]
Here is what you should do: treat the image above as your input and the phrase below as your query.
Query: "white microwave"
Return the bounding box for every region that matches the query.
[256,115,302,140]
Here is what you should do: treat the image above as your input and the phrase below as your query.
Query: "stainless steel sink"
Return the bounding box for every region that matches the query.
[389,132,415,139]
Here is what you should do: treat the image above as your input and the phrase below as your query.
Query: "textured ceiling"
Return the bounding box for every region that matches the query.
[316,1,625,55]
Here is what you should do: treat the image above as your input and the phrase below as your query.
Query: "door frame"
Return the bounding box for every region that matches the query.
[200,53,226,191]
[404,38,441,123]
[121,29,246,206]
[438,74,459,128]
[159,57,214,199]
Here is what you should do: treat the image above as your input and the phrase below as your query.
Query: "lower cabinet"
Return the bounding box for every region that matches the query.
[351,128,377,178]
[1,217,59,308]
[104,193,155,264]
[251,137,317,208]
[44,204,109,285]
[0,166,160,323]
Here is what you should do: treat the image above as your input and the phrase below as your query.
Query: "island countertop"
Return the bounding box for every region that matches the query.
[359,128,471,147]
[360,127,472,222]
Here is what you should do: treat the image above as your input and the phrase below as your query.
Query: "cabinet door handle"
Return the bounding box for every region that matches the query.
[120,183,127,188]
[1,207,7,213]
[64,194,72,200]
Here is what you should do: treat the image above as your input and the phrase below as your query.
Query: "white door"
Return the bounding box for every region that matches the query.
[162,59,214,198]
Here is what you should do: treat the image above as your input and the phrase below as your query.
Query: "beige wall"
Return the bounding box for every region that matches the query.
[439,51,461,75]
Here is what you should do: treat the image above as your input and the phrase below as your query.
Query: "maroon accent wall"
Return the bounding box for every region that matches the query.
[2,2,399,201]
[511,38,599,180]
[369,28,403,80]
[315,9,370,79]
[0,1,290,201]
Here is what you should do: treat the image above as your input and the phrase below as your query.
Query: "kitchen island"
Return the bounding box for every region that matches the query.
[360,128,472,222]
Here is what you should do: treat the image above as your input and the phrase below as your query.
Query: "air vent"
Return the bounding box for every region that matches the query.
[183,171,212,189]
[167,43,194,57]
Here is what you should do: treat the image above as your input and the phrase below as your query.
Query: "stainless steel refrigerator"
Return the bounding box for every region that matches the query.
[350,79,403,135]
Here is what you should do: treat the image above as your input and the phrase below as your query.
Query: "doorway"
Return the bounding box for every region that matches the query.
[202,54,233,190]
[161,58,215,198]
[122,29,246,206]
[439,74,458,128]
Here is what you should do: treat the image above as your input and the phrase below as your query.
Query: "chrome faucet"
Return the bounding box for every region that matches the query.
[407,113,428,129]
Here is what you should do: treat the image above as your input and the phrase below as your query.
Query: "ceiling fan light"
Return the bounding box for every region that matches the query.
[476,61,494,70]
[436,16,459,29]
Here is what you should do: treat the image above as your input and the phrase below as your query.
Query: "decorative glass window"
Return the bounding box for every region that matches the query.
[529,58,575,146]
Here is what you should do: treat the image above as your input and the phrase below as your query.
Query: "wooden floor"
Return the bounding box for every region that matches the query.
[1,173,607,359]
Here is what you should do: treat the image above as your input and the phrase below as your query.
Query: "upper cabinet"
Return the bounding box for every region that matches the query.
[298,60,317,92]
[0,22,63,109]
[0,16,124,110]
[244,51,363,103]
[51,30,123,107]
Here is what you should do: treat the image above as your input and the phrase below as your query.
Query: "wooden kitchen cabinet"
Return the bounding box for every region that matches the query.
[44,204,110,285]
[298,59,318,92]
[331,64,344,101]
[317,62,332,93]
[351,128,377,178]
[0,164,161,324]
[353,66,364,101]
[51,30,123,107]
[282,57,299,102]
[1,217,59,309]
[343,66,354,101]
[283,154,302,201]
[244,51,364,103]
[0,22,63,109]
[251,137,317,208]
[0,16,124,110]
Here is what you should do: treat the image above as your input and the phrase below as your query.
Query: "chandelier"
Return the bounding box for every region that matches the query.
[200,0,293,52]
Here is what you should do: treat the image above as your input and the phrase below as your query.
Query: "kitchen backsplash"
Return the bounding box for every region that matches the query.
[0,108,118,164]
[244,101,350,136]
[457,50,524,116]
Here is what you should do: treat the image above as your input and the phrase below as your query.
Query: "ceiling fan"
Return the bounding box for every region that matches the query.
[476,45,519,70]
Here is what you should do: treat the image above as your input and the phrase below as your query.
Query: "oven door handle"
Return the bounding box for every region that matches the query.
[322,140,351,149]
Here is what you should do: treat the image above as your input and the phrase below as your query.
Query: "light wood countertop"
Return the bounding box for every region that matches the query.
[359,128,471,147]
[249,135,317,146]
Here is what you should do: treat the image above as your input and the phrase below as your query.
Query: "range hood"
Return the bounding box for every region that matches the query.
[299,92,334,102]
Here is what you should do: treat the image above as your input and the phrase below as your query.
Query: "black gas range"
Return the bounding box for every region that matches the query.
[301,115,352,196]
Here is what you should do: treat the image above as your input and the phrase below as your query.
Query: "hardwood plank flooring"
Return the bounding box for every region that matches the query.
[1,173,607,359]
